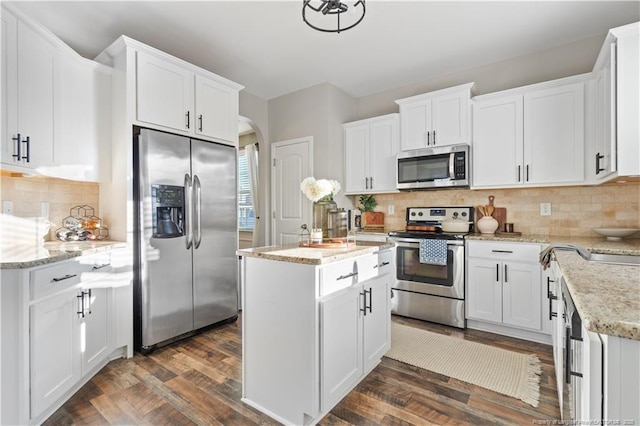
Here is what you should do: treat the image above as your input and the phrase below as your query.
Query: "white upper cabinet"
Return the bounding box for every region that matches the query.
[2,10,57,171]
[472,95,523,187]
[523,83,584,185]
[194,74,238,142]
[135,49,241,145]
[56,55,112,182]
[396,83,475,151]
[588,22,639,182]
[343,113,399,194]
[1,5,112,182]
[136,50,194,134]
[472,78,585,188]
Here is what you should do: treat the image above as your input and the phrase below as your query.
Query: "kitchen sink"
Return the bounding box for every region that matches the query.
[580,252,640,266]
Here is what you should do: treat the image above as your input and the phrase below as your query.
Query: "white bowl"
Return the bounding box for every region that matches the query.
[592,228,640,241]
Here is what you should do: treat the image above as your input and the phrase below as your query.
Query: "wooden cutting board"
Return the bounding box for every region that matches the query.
[488,195,507,232]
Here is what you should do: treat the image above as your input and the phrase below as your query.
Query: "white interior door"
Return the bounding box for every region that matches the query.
[271,137,313,245]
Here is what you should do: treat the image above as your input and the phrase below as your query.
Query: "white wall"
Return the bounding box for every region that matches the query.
[242,32,609,246]
[239,91,269,246]
[354,34,605,119]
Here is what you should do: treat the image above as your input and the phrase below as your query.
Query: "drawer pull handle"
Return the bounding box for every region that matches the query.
[92,263,110,270]
[491,250,513,253]
[52,274,77,282]
[373,261,390,269]
[337,272,358,281]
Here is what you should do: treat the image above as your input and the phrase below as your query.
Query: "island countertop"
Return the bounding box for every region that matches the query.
[237,241,395,265]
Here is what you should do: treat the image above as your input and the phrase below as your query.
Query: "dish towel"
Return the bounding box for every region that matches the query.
[419,239,448,265]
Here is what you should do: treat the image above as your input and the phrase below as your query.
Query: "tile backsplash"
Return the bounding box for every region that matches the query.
[1,172,100,241]
[358,182,640,237]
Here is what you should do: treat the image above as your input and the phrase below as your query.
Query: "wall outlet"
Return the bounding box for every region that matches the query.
[388,205,395,215]
[41,202,50,219]
[3,200,13,215]
[540,202,552,216]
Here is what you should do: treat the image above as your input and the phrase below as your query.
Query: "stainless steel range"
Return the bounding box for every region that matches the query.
[388,206,474,328]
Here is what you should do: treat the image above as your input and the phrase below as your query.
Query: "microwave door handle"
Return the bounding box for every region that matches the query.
[449,153,455,179]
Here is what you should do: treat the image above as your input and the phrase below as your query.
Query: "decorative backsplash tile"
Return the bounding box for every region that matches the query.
[362,182,640,237]
[0,172,99,241]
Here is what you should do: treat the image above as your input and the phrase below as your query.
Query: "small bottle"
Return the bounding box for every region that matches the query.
[310,228,323,245]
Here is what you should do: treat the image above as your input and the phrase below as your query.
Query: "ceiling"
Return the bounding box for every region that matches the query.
[8,1,640,100]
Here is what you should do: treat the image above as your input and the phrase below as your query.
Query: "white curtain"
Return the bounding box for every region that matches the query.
[245,143,261,247]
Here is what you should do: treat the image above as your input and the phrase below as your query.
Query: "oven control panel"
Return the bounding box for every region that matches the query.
[406,207,473,223]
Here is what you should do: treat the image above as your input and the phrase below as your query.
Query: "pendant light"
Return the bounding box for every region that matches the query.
[302,0,366,33]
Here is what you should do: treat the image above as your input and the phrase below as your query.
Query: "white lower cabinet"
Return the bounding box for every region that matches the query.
[29,285,109,418]
[29,289,82,419]
[0,248,132,425]
[241,247,393,425]
[466,241,547,342]
[320,273,390,411]
[320,284,362,411]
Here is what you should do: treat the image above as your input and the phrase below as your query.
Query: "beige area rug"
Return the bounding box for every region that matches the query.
[385,323,542,407]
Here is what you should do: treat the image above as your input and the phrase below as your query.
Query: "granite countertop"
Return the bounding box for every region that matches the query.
[1,241,127,269]
[237,241,395,265]
[554,250,640,341]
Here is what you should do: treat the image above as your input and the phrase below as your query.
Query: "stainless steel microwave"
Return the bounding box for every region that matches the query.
[396,144,470,190]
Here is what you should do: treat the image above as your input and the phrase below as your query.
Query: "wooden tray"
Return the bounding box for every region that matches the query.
[495,231,522,237]
[299,238,356,249]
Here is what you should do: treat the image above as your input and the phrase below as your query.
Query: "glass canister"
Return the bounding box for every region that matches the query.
[313,199,337,238]
[327,208,348,238]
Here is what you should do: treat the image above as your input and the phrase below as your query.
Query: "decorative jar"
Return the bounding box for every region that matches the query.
[312,197,337,238]
[477,216,499,234]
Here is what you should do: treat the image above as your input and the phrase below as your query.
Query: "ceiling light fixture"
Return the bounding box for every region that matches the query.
[302,0,366,33]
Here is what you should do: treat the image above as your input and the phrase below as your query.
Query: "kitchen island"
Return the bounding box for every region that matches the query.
[237,241,395,425]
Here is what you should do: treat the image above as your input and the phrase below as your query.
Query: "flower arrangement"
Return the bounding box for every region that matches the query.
[300,177,341,202]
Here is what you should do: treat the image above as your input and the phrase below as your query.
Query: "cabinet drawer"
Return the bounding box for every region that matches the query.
[76,252,113,284]
[320,254,379,297]
[30,252,112,301]
[467,241,541,262]
[30,260,87,301]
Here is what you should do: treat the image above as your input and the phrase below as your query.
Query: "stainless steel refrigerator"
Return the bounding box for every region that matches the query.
[133,127,238,353]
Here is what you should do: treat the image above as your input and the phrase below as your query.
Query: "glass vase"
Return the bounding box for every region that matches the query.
[312,198,337,238]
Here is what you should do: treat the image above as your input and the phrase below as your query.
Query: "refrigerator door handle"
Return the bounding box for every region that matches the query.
[184,173,193,249]
[193,174,202,249]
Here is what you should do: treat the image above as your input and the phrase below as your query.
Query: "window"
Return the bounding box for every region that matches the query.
[238,150,255,230]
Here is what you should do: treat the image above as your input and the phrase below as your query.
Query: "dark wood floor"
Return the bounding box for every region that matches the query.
[45,315,560,425]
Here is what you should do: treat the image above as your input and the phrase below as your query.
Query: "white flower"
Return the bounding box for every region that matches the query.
[300,176,341,202]
[329,180,341,196]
